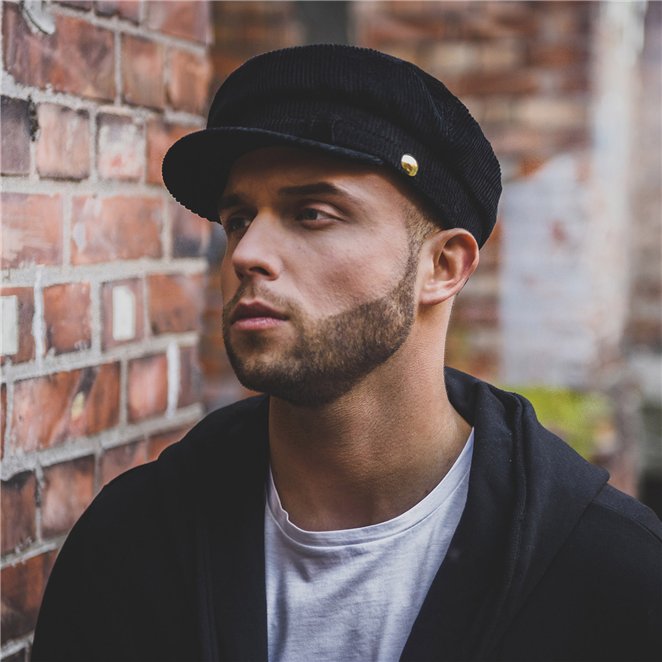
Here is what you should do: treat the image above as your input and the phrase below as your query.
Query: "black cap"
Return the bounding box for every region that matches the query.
[162,44,501,247]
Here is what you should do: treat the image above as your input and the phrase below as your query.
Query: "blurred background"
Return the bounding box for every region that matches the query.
[1,1,660,659]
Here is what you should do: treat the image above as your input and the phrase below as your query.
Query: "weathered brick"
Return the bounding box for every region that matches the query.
[128,354,168,422]
[121,35,165,109]
[1,193,63,269]
[146,1,212,44]
[41,456,95,538]
[100,439,148,485]
[0,551,57,645]
[446,70,540,97]
[179,345,202,407]
[1,97,30,176]
[148,273,205,334]
[0,288,35,365]
[36,104,90,180]
[71,196,162,264]
[167,48,212,115]
[3,4,115,101]
[528,42,588,68]
[1,472,37,555]
[42,283,91,355]
[452,295,499,327]
[95,0,141,22]
[10,364,120,452]
[171,199,212,258]
[146,119,192,185]
[101,278,145,349]
[97,113,145,181]
[147,427,188,462]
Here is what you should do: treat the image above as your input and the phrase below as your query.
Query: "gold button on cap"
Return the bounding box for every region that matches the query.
[400,154,418,177]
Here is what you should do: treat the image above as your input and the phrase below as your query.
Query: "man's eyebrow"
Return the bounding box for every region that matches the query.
[278,182,347,198]
[278,182,368,213]
[218,182,366,212]
[218,193,245,212]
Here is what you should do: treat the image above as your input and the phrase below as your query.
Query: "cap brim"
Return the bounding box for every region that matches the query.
[162,127,384,222]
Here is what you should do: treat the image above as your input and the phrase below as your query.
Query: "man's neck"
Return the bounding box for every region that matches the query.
[267,350,470,531]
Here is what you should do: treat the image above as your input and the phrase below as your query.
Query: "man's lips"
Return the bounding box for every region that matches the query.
[230,300,288,330]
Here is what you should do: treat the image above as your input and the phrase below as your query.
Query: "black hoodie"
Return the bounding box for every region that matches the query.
[32,369,662,661]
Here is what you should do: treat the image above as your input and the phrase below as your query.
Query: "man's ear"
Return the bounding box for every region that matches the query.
[418,229,480,306]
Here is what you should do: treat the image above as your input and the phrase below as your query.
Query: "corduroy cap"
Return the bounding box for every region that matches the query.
[162,44,501,247]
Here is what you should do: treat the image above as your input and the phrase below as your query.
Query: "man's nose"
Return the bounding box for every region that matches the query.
[230,213,282,281]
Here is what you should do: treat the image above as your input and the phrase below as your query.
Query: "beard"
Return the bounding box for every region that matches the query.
[222,245,419,408]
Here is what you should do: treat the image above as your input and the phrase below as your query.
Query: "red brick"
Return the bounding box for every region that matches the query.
[42,283,91,355]
[71,196,162,264]
[36,104,90,180]
[1,193,63,269]
[178,345,202,407]
[100,439,148,485]
[447,70,540,97]
[82,363,121,435]
[147,427,188,461]
[527,42,588,68]
[128,354,168,422]
[97,113,145,181]
[121,35,165,109]
[0,287,35,365]
[171,199,212,258]
[0,551,57,645]
[1,96,30,176]
[3,4,115,101]
[95,0,141,22]
[146,1,212,44]
[1,472,37,555]
[10,364,120,452]
[146,119,192,185]
[148,273,205,334]
[41,456,95,538]
[453,295,499,327]
[167,48,212,115]
[101,278,145,349]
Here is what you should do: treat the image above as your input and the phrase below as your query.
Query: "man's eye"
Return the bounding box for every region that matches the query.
[224,215,251,234]
[295,208,329,222]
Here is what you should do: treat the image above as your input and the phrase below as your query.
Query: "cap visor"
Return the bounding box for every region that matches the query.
[162,127,383,222]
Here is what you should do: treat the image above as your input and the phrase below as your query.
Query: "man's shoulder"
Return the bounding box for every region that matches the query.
[574,483,662,571]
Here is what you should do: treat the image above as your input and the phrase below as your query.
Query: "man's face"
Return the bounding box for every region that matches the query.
[219,146,423,407]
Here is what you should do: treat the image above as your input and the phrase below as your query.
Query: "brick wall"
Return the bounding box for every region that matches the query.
[0,1,212,658]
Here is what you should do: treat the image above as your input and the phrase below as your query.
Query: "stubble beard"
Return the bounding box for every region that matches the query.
[222,244,420,408]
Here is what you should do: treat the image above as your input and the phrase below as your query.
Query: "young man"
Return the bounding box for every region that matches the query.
[33,45,661,662]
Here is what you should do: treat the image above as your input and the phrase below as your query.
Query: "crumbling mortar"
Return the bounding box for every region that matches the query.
[0,538,62,571]
[118,356,128,427]
[90,279,101,355]
[2,258,208,289]
[0,331,199,384]
[0,403,202,482]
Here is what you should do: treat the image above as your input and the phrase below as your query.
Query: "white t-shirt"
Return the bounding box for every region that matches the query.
[265,430,474,662]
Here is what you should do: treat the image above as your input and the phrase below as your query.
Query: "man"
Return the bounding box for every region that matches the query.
[33,45,661,662]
